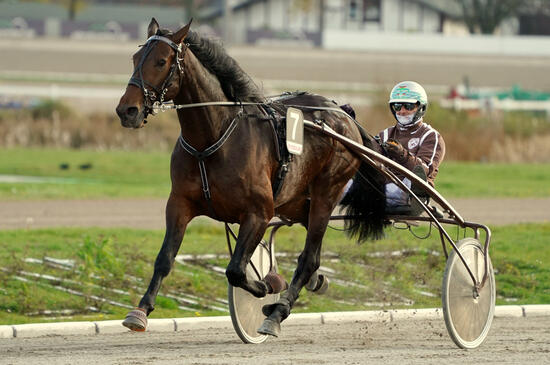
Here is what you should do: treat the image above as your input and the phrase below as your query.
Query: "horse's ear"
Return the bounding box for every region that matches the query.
[173,19,193,44]
[147,18,159,38]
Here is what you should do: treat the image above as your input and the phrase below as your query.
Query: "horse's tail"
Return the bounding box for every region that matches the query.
[340,132,387,243]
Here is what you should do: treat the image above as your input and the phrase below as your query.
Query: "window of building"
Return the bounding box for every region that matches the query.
[349,0,358,20]
[348,0,381,23]
[362,0,381,22]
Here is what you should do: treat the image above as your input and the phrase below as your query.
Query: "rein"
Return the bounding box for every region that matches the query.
[153,100,352,115]
[154,98,375,148]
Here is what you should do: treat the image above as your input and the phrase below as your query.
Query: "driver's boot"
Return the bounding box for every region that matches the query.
[410,165,429,216]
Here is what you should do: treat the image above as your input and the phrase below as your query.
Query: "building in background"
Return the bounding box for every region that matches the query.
[198,0,530,46]
[0,0,187,40]
[199,0,467,46]
[1,0,549,47]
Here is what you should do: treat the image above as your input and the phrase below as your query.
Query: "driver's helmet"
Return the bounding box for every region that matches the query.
[389,81,428,125]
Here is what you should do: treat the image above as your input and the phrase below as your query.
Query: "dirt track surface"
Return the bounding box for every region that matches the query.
[0,198,548,230]
[2,38,550,90]
[1,317,549,364]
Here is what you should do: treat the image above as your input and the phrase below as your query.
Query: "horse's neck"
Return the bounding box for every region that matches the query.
[175,52,233,150]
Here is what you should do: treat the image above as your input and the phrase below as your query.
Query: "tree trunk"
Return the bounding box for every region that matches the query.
[69,0,77,21]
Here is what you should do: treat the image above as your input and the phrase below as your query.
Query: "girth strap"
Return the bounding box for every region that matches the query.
[261,104,291,200]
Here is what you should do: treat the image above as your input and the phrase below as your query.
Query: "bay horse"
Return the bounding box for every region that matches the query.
[115,18,385,337]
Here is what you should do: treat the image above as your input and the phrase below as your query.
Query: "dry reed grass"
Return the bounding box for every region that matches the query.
[490,135,550,163]
[1,99,549,162]
[0,101,180,151]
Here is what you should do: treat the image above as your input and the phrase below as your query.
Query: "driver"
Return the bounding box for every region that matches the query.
[379,81,445,213]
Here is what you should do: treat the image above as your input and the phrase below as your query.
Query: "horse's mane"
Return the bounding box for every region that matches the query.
[157,29,264,103]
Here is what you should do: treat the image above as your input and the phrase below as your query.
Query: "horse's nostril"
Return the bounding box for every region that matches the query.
[115,105,125,119]
[127,107,139,118]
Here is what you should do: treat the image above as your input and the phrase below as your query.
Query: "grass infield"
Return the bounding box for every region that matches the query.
[0,222,548,325]
[0,148,549,200]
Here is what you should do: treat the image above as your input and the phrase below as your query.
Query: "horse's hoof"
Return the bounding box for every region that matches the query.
[257,318,280,337]
[122,308,148,332]
[306,274,329,294]
[264,271,288,294]
[305,272,319,292]
[315,274,329,295]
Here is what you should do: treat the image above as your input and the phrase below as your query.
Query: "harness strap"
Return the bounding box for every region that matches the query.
[128,34,187,117]
[168,94,372,211]
[198,160,211,200]
[146,35,183,53]
[178,111,242,159]
[261,105,282,162]
[178,112,243,216]
[158,100,377,145]
[260,104,292,199]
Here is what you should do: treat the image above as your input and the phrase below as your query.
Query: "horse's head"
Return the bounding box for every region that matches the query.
[116,18,191,128]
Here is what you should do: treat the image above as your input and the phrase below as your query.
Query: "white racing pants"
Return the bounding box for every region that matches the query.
[385,178,411,207]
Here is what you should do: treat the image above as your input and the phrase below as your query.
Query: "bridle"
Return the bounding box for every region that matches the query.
[127,35,189,118]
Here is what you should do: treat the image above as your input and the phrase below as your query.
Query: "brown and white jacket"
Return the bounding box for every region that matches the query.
[378,120,445,186]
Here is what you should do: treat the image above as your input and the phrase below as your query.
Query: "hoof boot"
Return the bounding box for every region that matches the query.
[122,308,147,332]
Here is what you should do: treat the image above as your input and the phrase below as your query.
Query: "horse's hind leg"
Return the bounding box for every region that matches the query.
[123,196,190,331]
[259,189,334,337]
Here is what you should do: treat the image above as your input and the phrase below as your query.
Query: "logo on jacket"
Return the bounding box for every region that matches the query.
[408,138,420,150]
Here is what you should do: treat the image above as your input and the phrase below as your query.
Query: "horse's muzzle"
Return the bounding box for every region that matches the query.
[116,103,146,129]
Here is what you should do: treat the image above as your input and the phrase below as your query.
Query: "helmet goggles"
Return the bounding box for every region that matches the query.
[391,102,418,112]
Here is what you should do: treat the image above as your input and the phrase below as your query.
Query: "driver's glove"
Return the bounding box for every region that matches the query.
[383,138,408,163]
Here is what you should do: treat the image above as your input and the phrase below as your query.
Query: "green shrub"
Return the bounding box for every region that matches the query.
[76,236,124,281]
[30,99,74,120]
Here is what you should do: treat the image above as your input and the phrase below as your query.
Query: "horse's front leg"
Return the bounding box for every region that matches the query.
[259,193,333,337]
[123,196,190,331]
[225,213,272,298]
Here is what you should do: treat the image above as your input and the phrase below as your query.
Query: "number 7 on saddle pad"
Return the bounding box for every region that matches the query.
[286,107,304,155]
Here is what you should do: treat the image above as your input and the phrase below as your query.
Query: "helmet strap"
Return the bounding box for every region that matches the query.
[390,104,425,127]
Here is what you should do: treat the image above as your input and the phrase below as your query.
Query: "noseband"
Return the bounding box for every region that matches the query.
[128,35,189,117]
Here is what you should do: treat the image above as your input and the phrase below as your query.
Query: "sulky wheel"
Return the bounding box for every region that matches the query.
[442,237,495,349]
[228,240,280,344]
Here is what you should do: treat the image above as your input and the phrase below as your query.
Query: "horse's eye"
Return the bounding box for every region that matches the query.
[157,59,167,67]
